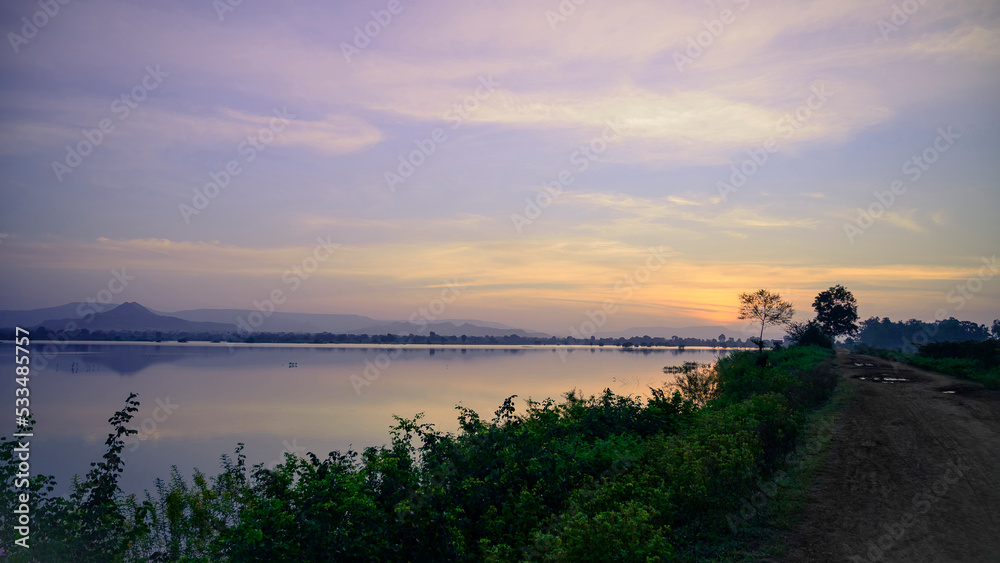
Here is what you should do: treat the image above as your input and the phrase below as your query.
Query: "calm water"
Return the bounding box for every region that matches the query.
[2,342,730,495]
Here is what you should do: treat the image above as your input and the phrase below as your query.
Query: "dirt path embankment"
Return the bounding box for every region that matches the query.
[781,352,1000,562]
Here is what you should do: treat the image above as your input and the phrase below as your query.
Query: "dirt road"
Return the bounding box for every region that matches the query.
[781,352,1000,562]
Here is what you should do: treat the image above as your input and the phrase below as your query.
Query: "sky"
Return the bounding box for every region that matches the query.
[0,0,998,336]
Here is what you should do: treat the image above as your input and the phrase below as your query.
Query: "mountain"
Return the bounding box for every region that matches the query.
[433,319,523,331]
[0,302,121,329]
[36,302,237,333]
[161,308,382,333]
[160,309,546,337]
[4,303,774,340]
[4,303,548,337]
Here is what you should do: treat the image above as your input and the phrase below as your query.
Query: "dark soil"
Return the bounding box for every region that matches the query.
[780,352,1000,562]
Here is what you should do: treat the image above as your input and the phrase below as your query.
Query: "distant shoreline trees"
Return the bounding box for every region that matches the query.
[856,316,996,351]
[0,327,759,349]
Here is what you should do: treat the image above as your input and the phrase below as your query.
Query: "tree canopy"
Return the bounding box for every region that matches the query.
[737,289,795,350]
[812,284,859,337]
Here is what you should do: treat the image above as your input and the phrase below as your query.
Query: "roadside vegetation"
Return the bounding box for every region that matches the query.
[854,339,1000,389]
[1,343,837,561]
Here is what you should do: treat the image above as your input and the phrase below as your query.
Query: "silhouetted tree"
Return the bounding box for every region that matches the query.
[737,289,794,352]
[812,284,859,338]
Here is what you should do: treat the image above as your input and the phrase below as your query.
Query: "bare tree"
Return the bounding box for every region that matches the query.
[738,289,795,351]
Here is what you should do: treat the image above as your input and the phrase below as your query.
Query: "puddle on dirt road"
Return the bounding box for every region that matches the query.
[936,385,978,395]
[852,362,899,371]
[853,374,911,383]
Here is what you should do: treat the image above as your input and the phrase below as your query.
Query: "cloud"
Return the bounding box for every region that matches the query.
[0,103,382,158]
[882,209,924,233]
[564,192,819,230]
[0,0,998,330]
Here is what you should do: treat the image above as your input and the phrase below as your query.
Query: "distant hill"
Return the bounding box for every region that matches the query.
[1,302,774,341]
[2,303,548,338]
[36,302,237,333]
[161,308,382,333]
[162,309,539,337]
[0,302,120,329]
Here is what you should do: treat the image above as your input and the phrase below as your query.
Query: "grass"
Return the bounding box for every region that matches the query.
[904,356,1000,389]
[693,355,852,561]
[854,341,1000,389]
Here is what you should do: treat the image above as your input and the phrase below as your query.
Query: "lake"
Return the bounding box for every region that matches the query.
[2,342,732,495]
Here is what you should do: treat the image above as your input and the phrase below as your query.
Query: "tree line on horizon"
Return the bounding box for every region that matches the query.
[0,326,763,349]
[736,284,999,352]
[4,283,997,353]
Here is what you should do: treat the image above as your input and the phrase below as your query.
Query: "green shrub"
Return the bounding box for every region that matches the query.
[1,345,837,561]
[530,501,673,562]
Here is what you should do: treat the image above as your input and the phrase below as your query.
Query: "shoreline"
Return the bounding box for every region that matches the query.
[0,339,755,351]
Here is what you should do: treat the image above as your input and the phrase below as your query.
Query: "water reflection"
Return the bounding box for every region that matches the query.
[1,342,728,495]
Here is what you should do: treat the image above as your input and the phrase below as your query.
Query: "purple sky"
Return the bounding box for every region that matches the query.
[0,0,998,334]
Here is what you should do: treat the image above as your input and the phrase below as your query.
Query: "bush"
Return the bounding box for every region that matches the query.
[663,362,719,407]
[786,321,834,349]
[913,340,1000,389]
[917,340,1000,366]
